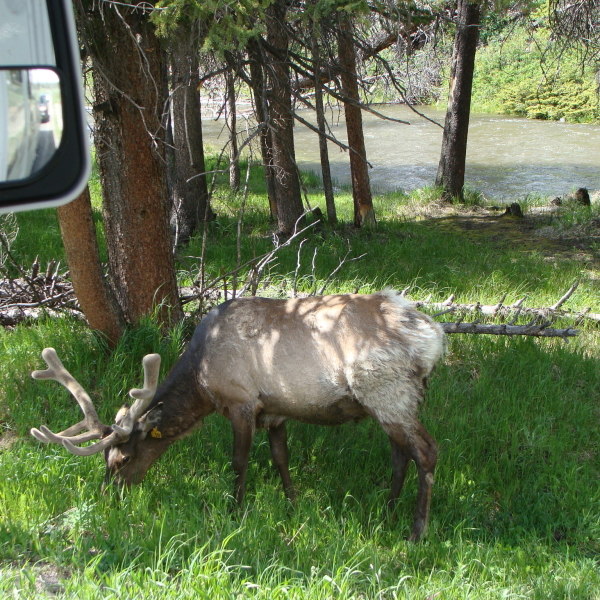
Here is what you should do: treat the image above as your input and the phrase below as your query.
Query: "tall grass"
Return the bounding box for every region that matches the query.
[1,166,599,598]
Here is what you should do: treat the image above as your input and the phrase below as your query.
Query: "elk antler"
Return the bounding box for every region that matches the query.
[30,348,161,457]
[113,353,161,437]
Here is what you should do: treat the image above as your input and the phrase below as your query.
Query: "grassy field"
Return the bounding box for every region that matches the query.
[1,165,599,598]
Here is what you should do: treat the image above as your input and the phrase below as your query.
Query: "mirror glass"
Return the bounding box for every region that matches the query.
[0,0,56,67]
[0,68,62,182]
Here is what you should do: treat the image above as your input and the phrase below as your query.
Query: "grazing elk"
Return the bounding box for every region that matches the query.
[31,290,445,540]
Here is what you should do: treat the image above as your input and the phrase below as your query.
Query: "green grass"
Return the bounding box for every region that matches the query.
[1,164,600,598]
[189,169,597,312]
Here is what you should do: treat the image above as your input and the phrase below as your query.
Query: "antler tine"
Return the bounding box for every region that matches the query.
[30,348,110,454]
[36,425,101,446]
[30,420,87,443]
[32,348,104,433]
[115,354,162,436]
[62,430,123,456]
[31,427,53,444]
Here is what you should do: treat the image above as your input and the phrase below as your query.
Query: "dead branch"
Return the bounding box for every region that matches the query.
[413,281,599,324]
[0,233,47,313]
[293,238,309,298]
[2,291,75,310]
[0,256,78,326]
[180,216,319,307]
[550,280,579,311]
[440,322,578,340]
[238,216,317,297]
[233,154,254,299]
[317,251,367,296]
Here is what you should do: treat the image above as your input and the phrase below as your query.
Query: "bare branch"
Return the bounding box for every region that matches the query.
[181,218,319,307]
[293,238,308,298]
[550,280,579,311]
[441,322,578,339]
[1,291,76,310]
[317,251,367,296]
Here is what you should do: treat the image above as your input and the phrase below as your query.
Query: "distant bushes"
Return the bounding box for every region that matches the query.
[472,24,599,122]
[501,75,598,121]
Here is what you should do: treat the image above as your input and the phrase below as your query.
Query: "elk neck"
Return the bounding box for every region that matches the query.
[146,343,214,443]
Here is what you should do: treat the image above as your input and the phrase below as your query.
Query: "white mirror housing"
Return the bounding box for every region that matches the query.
[0,0,90,213]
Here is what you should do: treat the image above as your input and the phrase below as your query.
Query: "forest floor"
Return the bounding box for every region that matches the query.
[407,200,600,271]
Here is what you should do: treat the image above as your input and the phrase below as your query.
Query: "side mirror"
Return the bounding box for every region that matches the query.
[0,0,90,214]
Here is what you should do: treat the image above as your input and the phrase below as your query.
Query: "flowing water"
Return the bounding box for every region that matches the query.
[202,104,600,201]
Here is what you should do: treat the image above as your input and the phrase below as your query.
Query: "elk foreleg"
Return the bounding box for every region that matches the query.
[230,409,256,505]
[268,421,296,502]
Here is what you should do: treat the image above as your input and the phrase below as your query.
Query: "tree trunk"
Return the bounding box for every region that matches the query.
[248,38,278,220]
[76,0,183,327]
[170,22,214,245]
[435,0,481,200]
[337,14,376,228]
[56,186,125,346]
[312,19,336,225]
[266,0,304,234]
[226,69,241,191]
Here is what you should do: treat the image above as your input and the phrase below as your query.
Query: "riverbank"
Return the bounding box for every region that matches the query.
[396,194,600,274]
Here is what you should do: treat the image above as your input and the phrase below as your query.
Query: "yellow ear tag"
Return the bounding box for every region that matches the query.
[150,428,162,439]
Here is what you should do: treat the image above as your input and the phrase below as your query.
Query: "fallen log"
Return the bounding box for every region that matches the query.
[404,281,599,324]
[440,321,578,340]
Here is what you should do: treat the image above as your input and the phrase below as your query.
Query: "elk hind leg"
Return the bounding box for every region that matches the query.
[384,421,437,541]
[388,437,412,517]
[268,421,296,502]
[408,421,438,541]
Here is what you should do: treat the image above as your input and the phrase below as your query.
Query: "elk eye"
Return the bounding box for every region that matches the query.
[121,456,131,466]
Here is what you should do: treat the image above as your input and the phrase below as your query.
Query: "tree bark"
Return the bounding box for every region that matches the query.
[337,14,376,228]
[226,68,241,191]
[266,0,304,234]
[170,22,214,245]
[56,186,125,346]
[247,39,278,220]
[76,0,183,327]
[435,0,481,200]
[312,19,336,225]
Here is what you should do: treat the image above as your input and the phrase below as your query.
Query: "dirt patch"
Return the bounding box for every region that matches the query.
[1,562,71,597]
[34,563,70,596]
[0,429,18,451]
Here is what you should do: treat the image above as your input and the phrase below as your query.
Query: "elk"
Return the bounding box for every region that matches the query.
[31,290,445,540]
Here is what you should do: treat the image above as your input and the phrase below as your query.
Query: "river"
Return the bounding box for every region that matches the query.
[201,104,600,201]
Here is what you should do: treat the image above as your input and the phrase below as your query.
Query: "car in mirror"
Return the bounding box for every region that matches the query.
[39,93,52,124]
[0,0,90,214]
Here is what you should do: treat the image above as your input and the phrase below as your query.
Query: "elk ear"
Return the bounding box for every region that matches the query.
[114,403,130,426]
[137,403,163,439]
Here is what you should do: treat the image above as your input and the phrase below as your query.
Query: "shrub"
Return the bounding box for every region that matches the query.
[472,25,599,122]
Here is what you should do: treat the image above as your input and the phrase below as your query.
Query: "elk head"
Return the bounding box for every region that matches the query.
[30,348,165,487]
